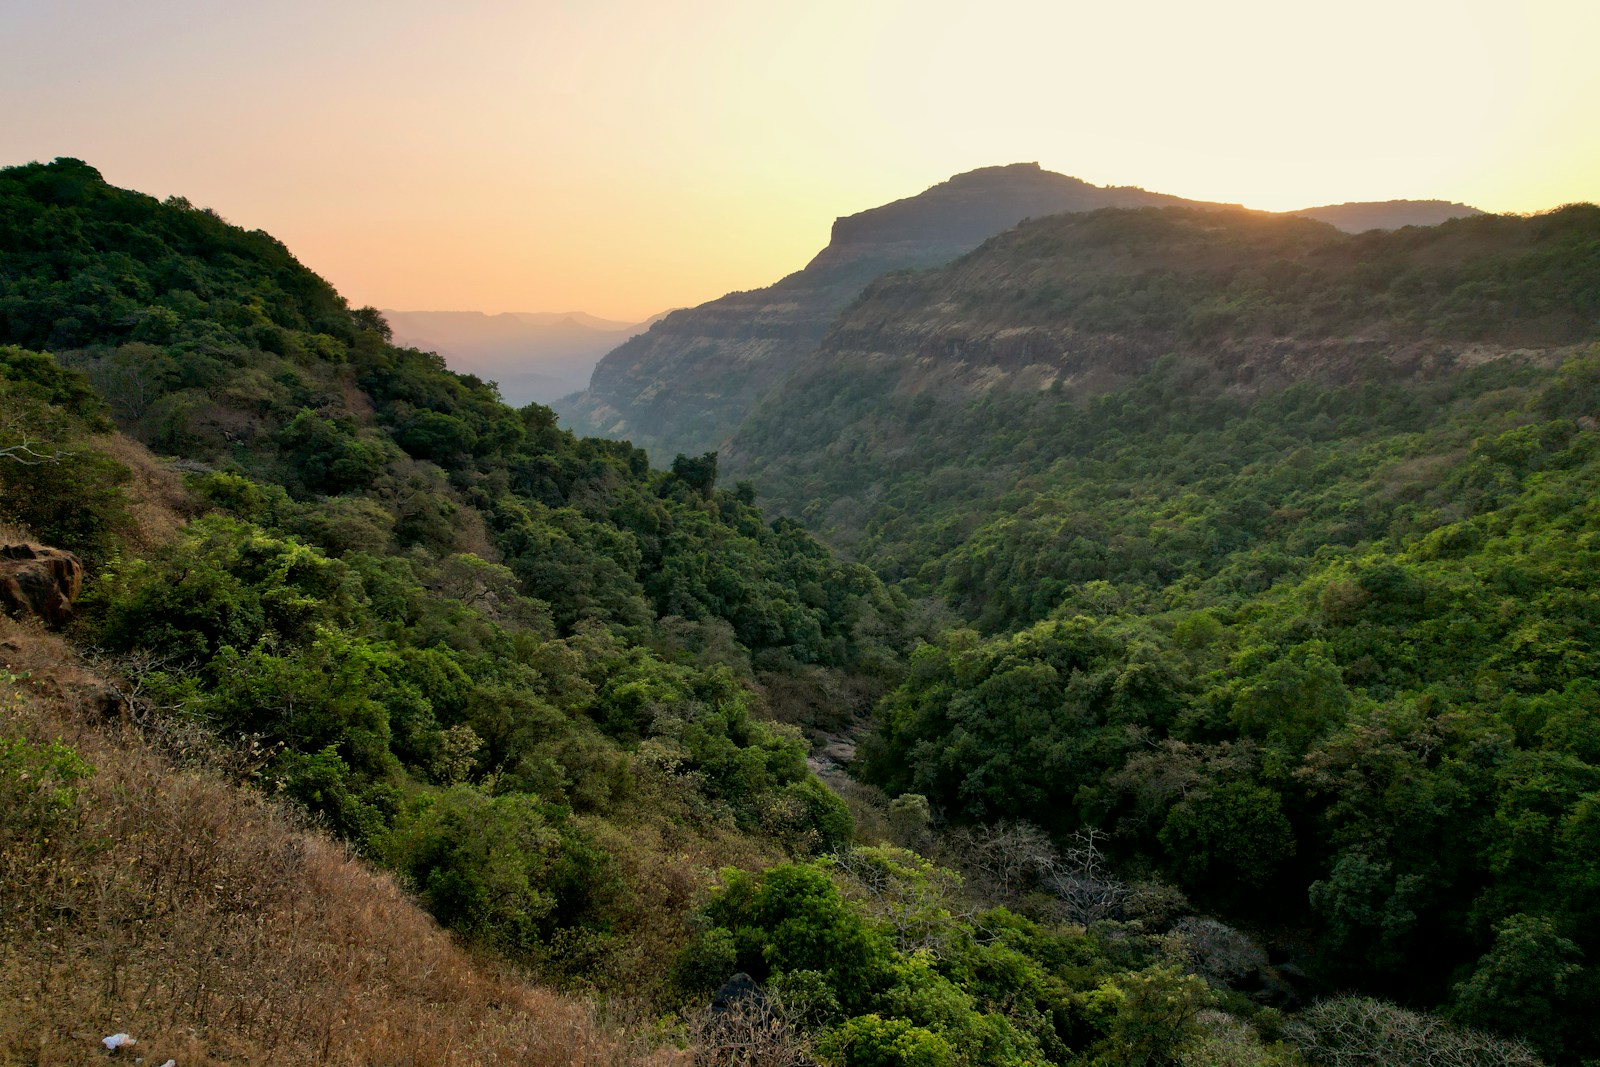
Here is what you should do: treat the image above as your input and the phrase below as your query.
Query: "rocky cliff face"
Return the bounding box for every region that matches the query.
[556,164,1216,460]
[558,164,1487,463]
[722,203,1599,506]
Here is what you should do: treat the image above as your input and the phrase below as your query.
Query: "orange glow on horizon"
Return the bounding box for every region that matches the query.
[4,0,1596,321]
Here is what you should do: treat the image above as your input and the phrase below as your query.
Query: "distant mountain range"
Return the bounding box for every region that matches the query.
[1293,199,1482,232]
[554,163,1484,461]
[383,309,666,406]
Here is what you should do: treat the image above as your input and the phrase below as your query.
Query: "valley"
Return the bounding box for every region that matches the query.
[2,156,1596,1067]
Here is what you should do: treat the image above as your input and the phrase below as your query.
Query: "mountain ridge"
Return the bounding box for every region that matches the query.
[559,163,1489,462]
[557,164,1223,457]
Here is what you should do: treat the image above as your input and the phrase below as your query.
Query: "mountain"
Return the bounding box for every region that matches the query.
[719,202,1600,1059]
[728,204,1600,553]
[1294,198,1483,232]
[5,156,1596,1064]
[558,164,1487,463]
[556,164,1226,459]
[383,308,659,406]
[0,156,902,1000]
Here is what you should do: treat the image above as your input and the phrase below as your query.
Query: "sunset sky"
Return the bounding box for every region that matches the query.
[4,0,1597,321]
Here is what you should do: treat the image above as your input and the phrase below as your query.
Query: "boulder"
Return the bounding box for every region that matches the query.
[0,543,84,627]
[710,972,769,1019]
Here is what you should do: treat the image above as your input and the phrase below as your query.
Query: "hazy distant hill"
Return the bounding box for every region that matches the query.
[558,164,1486,462]
[1294,199,1483,232]
[556,164,1223,458]
[384,308,661,406]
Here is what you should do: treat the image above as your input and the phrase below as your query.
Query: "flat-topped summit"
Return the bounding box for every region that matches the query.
[558,164,1225,458]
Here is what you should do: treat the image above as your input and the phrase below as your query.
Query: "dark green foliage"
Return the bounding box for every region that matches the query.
[0,345,132,560]
[276,409,390,494]
[0,344,111,428]
[1157,782,1296,901]
[12,157,1600,1062]
[670,450,719,496]
[1452,914,1582,1058]
[377,787,569,955]
[0,160,913,994]
[0,159,355,353]
[846,351,1600,1057]
[696,863,895,1014]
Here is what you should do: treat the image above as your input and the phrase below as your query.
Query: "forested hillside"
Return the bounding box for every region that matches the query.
[4,158,1594,1066]
[562,162,1484,466]
[559,164,1219,458]
[725,204,1600,1061]
[0,157,905,994]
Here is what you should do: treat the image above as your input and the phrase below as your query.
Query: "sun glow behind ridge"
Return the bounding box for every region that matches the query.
[3,0,1595,318]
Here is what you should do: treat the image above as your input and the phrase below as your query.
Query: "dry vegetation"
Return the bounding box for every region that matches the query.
[0,619,685,1067]
[87,431,196,554]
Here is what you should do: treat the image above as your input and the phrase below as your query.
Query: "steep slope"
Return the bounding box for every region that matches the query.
[558,163,1485,463]
[557,164,1221,459]
[718,202,1600,1061]
[0,157,905,998]
[384,309,654,406]
[0,623,675,1066]
[728,204,1600,547]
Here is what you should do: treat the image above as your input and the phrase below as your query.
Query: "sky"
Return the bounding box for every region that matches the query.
[3,0,1597,321]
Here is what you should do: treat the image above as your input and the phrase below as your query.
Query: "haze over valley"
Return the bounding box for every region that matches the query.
[383,308,663,406]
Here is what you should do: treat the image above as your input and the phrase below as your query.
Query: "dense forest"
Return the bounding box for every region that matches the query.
[0,158,905,992]
[4,159,1597,1066]
[723,205,1600,1062]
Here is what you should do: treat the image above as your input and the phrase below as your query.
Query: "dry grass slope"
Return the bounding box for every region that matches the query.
[0,619,684,1067]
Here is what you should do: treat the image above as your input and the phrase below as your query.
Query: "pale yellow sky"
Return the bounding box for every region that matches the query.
[4,0,1596,320]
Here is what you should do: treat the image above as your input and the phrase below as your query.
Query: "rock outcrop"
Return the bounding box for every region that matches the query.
[0,543,84,626]
[722,204,1596,521]
[557,164,1220,460]
[556,162,1486,463]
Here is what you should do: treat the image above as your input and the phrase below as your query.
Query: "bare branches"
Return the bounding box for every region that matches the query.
[1043,828,1132,926]
[685,993,815,1067]
[0,437,73,465]
[0,406,74,466]
[1285,996,1543,1067]
[939,820,1137,926]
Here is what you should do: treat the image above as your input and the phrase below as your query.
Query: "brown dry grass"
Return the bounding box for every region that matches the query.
[0,620,685,1067]
[573,807,777,994]
[0,520,34,544]
[91,431,196,554]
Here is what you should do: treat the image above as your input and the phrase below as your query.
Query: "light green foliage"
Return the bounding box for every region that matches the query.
[678,856,1244,1067]
[0,730,92,860]
[1083,965,1212,1067]
[817,1015,953,1067]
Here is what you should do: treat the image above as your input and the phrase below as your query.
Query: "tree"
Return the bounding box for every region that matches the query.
[1285,995,1540,1067]
[1158,781,1295,902]
[672,451,719,496]
[1452,914,1581,1057]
